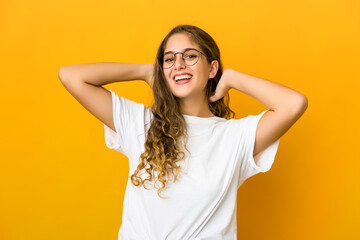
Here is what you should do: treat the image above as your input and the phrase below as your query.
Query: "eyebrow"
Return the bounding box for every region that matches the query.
[164,47,198,55]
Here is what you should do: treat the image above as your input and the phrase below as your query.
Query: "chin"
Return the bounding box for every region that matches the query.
[172,93,188,99]
[169,88,189,99]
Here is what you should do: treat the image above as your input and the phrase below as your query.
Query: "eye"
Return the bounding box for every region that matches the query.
[184,54,197,59]
[164,58,174,62]
[188,55,197,59]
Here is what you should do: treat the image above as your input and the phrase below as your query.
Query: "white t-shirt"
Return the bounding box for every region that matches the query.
[104,89,280,240]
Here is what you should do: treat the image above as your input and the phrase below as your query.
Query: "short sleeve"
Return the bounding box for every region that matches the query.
[103,89,145,156]
[237,110,280,187]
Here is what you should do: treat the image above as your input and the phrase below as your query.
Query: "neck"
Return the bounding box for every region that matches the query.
[178,94,214,117]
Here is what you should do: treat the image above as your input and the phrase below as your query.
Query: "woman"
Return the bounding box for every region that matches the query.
[59,24,308,240]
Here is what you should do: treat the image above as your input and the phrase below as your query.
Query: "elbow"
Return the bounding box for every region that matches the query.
[58,66,82,85]
[290,93,308,117]
[58,66,68,83]
[298,93,308,112]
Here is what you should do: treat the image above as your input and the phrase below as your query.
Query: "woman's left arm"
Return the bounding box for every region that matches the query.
[209,68,308,157]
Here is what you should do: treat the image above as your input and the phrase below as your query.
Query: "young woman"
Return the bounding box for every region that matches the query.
[59,24,308,240]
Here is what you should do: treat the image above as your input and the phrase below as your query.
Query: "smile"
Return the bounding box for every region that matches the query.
[175,78,192,85]
[174,74,192,85]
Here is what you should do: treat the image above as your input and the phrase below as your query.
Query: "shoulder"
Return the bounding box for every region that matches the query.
[216,110,268,135]
[107,89,153,127]
[232,111,267,126]
[108,89,149,110]
[109,89,143,106]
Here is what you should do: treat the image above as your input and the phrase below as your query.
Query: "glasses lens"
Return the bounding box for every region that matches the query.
[163,53,175,69]
[184,49,200,66]
[162,49,201,69]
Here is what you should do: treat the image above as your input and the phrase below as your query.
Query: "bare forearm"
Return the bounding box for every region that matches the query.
[226,69,307,113]
[58,62,152,86]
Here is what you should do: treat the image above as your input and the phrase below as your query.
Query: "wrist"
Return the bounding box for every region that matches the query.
[140,63,154,87]
[223,68,236,90]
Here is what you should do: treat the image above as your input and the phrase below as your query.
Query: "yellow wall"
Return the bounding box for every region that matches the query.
[1,0,358,239]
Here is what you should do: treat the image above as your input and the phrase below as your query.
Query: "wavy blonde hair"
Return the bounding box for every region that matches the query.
[130,24,235,198]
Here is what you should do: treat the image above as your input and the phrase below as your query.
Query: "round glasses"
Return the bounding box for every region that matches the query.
[161,48,206,69]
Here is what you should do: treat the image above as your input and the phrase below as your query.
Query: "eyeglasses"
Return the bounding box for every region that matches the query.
[161,48,206,69]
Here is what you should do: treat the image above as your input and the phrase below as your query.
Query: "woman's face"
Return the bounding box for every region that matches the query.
[162,33,218,101]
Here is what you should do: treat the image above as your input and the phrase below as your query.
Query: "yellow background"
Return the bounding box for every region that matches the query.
[1,0,359,239]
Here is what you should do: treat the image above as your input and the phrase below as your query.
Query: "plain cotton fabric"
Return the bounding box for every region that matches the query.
[104,89,280,240]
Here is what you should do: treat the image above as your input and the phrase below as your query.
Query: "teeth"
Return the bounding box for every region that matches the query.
[175,75,192,81]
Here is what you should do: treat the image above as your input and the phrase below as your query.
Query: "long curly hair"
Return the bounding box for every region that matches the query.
[130,24,235,198]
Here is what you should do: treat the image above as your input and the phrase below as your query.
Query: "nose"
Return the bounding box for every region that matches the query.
[174,54,186,70]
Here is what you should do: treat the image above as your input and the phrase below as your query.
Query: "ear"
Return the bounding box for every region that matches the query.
[209,60,219,79]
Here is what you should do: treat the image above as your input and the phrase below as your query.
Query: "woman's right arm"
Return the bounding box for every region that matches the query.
[58,63,154,132]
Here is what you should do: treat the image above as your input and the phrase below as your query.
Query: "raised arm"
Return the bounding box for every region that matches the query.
[209,68,308,158]
[58,63,154,132]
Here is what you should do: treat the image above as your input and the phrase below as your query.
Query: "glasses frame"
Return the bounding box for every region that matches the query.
[161,48,207,69]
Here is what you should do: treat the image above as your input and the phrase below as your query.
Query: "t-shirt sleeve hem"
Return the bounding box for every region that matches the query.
[104,124,120,149]
[247,110,281,173]
[103,89,128,154]
[249,138,280,172]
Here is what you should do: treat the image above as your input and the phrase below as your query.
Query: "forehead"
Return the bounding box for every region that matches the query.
[164,33,199,53]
